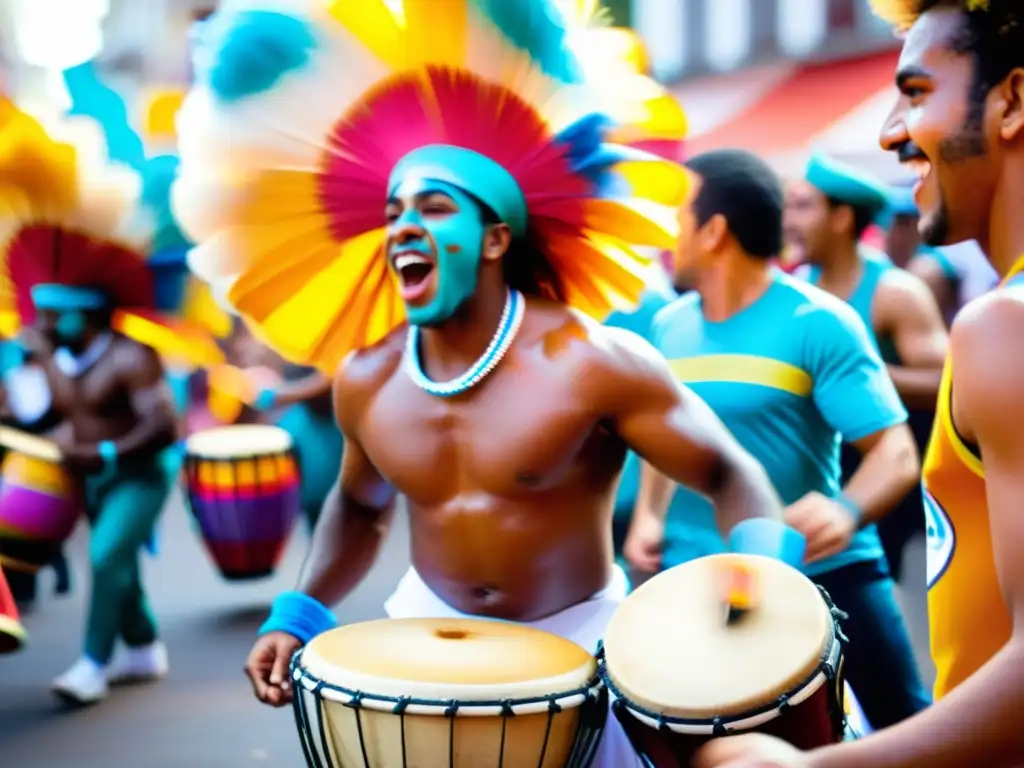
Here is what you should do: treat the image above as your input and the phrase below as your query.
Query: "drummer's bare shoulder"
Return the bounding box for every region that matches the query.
[330,327,407,433]
[107,336,166,387]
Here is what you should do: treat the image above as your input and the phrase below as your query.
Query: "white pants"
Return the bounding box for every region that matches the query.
[384,566,643,768]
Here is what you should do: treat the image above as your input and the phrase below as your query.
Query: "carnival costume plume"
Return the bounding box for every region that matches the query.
[174,0,690,373]
[0,99,222,366]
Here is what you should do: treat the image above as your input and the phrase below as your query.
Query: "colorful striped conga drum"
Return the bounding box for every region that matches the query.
[183,424,301,581]
[0,428,81,574]
[0,564,27,654]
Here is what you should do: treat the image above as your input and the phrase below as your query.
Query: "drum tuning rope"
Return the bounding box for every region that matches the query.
[289,646,607,768]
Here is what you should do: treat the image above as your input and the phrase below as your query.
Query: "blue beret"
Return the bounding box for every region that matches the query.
[805,153,889,213]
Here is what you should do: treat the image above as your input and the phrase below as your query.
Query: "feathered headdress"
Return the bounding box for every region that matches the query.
[0,98,223,366]
[53,67,230,360]
[173,0,690,373]
[0,99,155,323]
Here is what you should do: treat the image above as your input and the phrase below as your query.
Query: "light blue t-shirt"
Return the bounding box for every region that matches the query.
[797,249,900,364]
[652,271,907,577]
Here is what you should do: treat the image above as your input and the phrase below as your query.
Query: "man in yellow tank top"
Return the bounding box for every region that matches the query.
[697,1,1024,766]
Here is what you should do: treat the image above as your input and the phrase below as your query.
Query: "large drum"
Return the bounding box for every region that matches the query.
[183,424,301,581]
[0,430,81,574]
[601,554,846,766]
[0,564,27,654]
[291,618,608,767]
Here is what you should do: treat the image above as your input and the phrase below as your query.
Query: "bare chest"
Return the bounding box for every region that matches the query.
[48,360,126,416]
[359,370,615,503]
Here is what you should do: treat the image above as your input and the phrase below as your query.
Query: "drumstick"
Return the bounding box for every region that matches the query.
[723,561,760,625]
[0,426,63,462]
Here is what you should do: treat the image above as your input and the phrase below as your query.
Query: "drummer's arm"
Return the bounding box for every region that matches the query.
[294,362,396,607]
[599,328,783,535]
[809,303,918,525]
[96,343,177,461]
[268,370,331,408]
[810,298,1024,768]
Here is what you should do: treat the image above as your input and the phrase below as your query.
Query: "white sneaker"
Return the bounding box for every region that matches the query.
[107,641,169,685]
[52,657,108,705]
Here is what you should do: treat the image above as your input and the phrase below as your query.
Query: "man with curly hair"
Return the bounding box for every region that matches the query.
[697,1,1024,765]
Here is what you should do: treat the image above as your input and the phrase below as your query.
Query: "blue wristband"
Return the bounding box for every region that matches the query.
[835,493,862,526]
[728,518,807,569]
[259,591,338,644]
[253,388,277,412]
[98,440,118,470]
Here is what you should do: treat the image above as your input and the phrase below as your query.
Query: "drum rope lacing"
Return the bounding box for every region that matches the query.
[289,650,608,768]
[598,585,851,737]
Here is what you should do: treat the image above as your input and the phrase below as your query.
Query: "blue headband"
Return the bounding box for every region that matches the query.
[31,284,108,312]
[388,145,528,237]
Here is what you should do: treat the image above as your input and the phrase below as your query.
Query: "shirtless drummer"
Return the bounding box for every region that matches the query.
[172,1,805,763]
[0,106,179,705]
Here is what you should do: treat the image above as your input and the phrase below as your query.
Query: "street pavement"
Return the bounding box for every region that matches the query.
[0,488,411,768]
[0,490,933,767]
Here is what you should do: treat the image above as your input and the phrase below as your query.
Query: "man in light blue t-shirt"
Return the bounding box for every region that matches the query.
[626,150,930,730]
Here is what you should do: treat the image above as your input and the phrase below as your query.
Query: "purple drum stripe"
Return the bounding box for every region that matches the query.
[0,487,80,540]
[188,488,301,543]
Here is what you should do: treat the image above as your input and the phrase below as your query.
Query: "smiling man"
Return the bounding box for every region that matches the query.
[696,1,1024,766]
[171,2,806,765]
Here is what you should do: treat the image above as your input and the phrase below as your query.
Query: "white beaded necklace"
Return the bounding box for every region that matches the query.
[405,289,525,397]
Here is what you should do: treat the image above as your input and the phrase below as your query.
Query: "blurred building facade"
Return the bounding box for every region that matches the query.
[0,0,908,181]
[635,0,908,181]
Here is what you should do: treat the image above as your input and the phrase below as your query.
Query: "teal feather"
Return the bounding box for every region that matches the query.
[469,0,583,84]
[142,156,191,255]
[203,10,318,103]
[63,62,146,170]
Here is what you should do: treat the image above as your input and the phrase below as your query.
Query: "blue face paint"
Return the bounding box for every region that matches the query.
[55,310,87,343]
[388,179,486,326]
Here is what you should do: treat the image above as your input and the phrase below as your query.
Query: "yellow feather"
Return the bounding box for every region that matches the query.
[237,228,393,373]
[579,198,678,251]
[326,0,406,70]
[182,278,233,339]
[615,160,692,208]
[401,0,467,67]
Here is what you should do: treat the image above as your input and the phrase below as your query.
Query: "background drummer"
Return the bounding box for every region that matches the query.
[20,295,178,706]
[219,320,343,531]
[626,149,930,731]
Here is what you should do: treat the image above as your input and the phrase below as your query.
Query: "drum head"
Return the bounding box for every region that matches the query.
[0,427,62,463]
[301,618,596,704]
[185,424,293,458]
[603,554,832,721]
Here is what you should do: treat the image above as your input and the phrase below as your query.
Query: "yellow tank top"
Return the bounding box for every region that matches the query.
[923,257,1024,699]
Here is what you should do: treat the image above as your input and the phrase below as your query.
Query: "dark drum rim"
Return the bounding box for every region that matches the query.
[288,647,609,768]
[599,584,848,736]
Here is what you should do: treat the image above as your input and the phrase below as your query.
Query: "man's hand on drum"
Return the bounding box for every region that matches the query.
[783,491,856,564]
[49,427,105,474]
[694,733,813,768]
[623,513,664,573]
[245,630,302,707]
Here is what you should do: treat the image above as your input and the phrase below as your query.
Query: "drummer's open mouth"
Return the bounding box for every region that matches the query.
[393,251,436,301]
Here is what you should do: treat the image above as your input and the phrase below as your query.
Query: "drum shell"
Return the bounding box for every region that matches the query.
[183,446,301,580]
[610,665,846,767]
[291,652,609,768]
[0,452,81,574]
